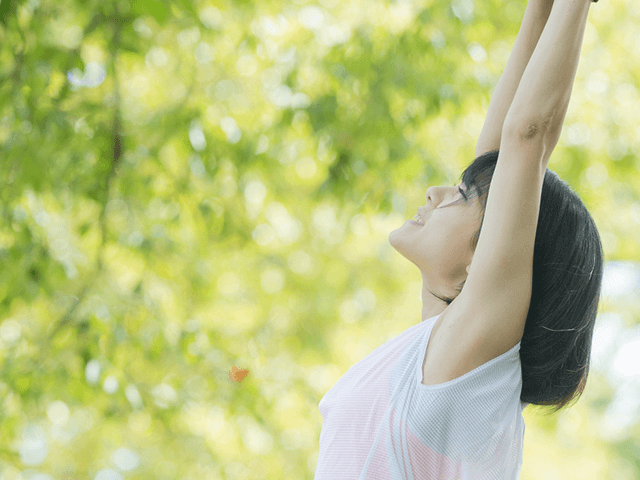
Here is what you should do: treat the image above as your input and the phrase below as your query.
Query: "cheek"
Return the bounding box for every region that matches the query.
[389,215,474,266]
[429,218,471,258]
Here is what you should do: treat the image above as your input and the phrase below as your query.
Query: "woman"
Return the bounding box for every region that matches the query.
[315,0,603,478]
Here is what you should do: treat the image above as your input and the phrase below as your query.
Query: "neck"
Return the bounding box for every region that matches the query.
[420,272,448,321]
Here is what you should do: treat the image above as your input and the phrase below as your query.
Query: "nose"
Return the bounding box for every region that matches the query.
[425,186,442,208]
[425,185,456,209]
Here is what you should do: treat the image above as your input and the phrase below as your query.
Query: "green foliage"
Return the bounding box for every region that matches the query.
[0,0,637,478]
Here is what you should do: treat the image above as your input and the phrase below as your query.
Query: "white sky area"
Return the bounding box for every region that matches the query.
[594,261,640,442]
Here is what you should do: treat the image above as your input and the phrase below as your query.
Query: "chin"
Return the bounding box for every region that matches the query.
[389,227,410,258]
[389,219,414,246]
[389,226,425,271]
[388,226,403,250]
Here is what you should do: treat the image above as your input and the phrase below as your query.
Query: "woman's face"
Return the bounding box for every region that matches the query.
[388,183,483,299]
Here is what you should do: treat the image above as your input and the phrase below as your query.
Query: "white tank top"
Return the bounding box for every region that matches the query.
[314,313,527,479]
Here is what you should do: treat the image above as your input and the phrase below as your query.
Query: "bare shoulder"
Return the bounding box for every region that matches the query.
[421,282,529,386]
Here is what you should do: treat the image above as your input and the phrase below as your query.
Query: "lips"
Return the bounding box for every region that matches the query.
[412,210,426,226]
[415,207,431,225]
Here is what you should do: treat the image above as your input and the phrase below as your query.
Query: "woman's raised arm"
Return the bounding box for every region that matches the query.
[476,0,554,158]
[502,0,593,154]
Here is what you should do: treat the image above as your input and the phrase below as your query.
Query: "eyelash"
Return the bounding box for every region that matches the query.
[454,184,468,201]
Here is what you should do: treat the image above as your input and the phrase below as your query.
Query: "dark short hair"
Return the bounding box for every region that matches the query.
[459,149,604,413]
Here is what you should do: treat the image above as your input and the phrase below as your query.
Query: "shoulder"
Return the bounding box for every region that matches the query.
[421,290,527,386]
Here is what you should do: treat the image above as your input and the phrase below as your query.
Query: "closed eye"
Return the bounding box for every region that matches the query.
[453,184,468,202]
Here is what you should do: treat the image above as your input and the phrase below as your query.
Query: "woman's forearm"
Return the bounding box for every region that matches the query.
[503,0,591,140]
[476,0,554,157]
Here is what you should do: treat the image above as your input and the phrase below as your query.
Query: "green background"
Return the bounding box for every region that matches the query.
[1,0,640,478]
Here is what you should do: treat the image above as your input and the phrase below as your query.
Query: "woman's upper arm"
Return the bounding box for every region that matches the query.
[458,130,549,362]
[476,140,500,159]
[421,130,550,385]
